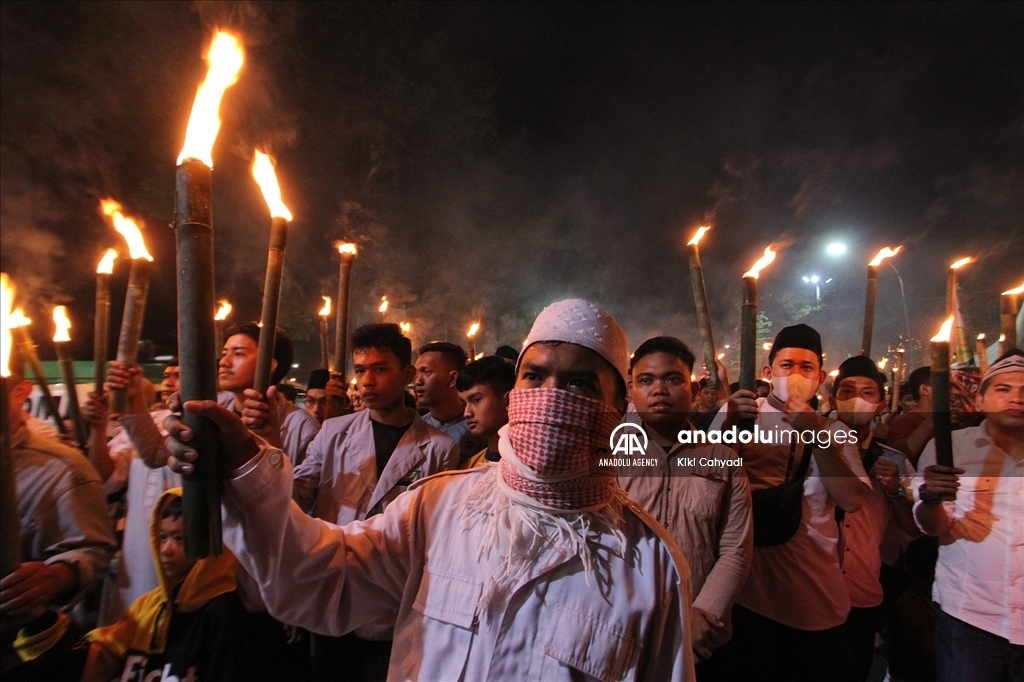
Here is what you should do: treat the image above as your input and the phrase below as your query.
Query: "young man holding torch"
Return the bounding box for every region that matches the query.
[707,323,870,681]
[616,336,752,676]
[163,299,695,681]
[217,321,320,467]
[913,350,1024,682]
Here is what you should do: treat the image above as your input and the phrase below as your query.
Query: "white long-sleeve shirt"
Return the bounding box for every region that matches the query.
[913,422,1024,644]
[224,446,696,681]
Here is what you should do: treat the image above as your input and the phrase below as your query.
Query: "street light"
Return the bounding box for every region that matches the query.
[827,243,847,256]
[802,275,821,300]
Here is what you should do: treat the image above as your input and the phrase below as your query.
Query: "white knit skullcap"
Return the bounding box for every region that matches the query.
[517,299,630,385]
[982,349,1024,386]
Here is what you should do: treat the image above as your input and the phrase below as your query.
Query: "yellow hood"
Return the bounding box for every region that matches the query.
[85,488,237,663]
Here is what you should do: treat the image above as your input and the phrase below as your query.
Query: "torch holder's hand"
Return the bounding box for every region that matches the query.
[164,400,261,476]
[780,397,822,433]
[241,387,283,448]
[723,389,758,428]
[106,362,148,417]
[920,464,963,503]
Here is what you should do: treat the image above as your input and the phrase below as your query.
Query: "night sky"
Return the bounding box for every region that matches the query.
[2,1,1021,378]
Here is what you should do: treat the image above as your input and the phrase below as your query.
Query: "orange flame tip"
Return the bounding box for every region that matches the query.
[467,322,480,337]
[177,32,245,166]
[869,246,902,267]
[251,150,292,221]
[214,300,232,321]
[743,246,776,278]
[319,296,331,316]
[338,243,358,255]
[687,226,710,247]
[1002,281,1024,296]
[52,306,72,343]
[931,316,954,343]
[96,249,118,274]
[101,200,152,261]
[949,257,973,270]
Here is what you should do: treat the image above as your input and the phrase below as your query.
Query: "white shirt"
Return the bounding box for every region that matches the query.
[710,397,870,630]
[225,447,695,681]
[913,422,1024,644]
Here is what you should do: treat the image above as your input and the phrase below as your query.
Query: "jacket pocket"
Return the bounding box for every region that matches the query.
[412,567,481,628]
[542,605,640,682]
[403,568,482,681]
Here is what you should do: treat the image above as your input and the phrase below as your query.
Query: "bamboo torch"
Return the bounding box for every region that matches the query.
[10,309,66,435]
[102,200,153,414]
[1001,281,1023,353]
[976,334,988,374]
[1,273,22,577]
[334,243,357,380]
[740,247,776,430]
[52,307,87,448]
[889,349,904,413]
[214,300,232,349]
[861,246,902,356]
[467,322,479,358]
[946,257,974,365]
[174,30,243,558]
[319,297,331,370]
[930,316,955,475]
[251,151,292,395]
[94,249,117,395]
[686,226,719,389]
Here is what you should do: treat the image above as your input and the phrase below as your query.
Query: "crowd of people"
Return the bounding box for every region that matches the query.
[2,298,1021,682]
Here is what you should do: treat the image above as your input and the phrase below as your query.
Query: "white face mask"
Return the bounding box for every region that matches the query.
[772,374,818,403]
[837,397,880,426]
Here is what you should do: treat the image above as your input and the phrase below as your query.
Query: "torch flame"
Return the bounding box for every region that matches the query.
[214,300,232,321]
[999,334,1006,342]
[743,246,776,278]
[475,352,484,361]
[1002,281,1024,295]
[319,296,331,317]
[399,322,411,335]
[931,316,954,343]
[949,257,973,270]
[52,306,71,343]
[96,248,118,275]
[717,352,725,360]
[177,32,244,166]
[467,322,480,338]
[379,296,388,314]
[878,358,888,370]
[687,226,711,246]
[1,273,12,377]
[251,150,292,221]
[10,308,30,329]
[338,243,358,256]
[869,246,902,267]
[977,333,985,341]
[101,200,152,261]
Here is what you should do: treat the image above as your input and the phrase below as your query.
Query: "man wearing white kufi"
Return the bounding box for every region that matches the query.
[164,298,695,681]
[914,349,1024,682]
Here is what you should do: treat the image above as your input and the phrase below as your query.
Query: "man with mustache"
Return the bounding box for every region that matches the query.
[165,299,694,681]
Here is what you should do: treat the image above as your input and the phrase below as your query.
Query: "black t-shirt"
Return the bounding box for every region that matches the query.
[371,419,411,477]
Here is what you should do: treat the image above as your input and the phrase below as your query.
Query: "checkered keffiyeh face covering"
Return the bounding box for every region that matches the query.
[499,387,621,511]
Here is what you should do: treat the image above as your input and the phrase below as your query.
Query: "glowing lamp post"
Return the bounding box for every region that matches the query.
[102,200,153,414]
[861,246,902,357]
[319,297,331,370]
[175,30,243,558]
[686,226,719,389]
[740,247,776,431]
[334,243,357,378]
[251,151,292,395]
